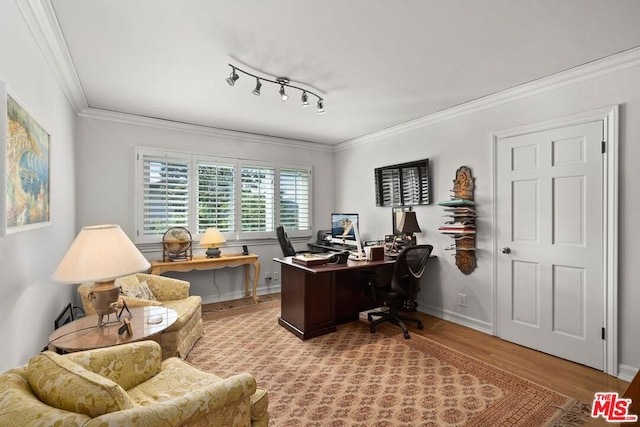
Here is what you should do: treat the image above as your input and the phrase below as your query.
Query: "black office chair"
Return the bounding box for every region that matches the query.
[277,225,317,257]
[276,225,296,256]
[367,244,433,339]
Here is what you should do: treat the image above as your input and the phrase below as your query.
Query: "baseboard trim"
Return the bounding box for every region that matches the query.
[200,284,281,305]
[618,364,639,383]
[421,304,638,381]
[420,303,493,336]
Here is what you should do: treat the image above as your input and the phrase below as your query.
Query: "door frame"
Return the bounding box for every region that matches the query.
[492,106,619,375]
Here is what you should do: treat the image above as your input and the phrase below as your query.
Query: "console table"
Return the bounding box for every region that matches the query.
[49,306,177,353]
[149,254,261,303]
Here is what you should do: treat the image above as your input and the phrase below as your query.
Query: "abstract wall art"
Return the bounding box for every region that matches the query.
[1,82,50,236]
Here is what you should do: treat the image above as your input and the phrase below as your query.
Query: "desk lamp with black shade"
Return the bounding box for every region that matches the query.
[398,211,422,247]
[200,227,226,258]
[51,224,151,328]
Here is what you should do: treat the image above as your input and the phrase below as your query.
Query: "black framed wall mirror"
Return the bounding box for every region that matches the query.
[374,159,432,207]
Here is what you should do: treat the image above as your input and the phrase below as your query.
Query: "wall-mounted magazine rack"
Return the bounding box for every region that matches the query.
[437,166,476,274]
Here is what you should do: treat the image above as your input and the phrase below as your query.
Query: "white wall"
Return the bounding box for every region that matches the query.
[334,64,640,376]
[75,115,335,303]
[0,0,77,372]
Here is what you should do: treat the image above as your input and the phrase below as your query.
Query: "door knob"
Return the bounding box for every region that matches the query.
[502,247,511,254]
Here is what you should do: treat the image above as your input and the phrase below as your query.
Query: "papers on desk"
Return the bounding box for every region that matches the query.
[292,253,333,266]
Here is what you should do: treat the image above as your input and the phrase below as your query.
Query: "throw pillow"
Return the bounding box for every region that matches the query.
[120,295,163,308]
[27,352,134,417]
[120,280,158,301]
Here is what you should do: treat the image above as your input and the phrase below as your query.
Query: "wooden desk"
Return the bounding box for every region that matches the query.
[150,254,261,303]
[49,306,177,353]
[274,256,396,340]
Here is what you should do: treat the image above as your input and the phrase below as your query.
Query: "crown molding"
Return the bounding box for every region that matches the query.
[79,107,334,152]
[16,0,88,113]
[20,0,640,152]
[336,46,640,152]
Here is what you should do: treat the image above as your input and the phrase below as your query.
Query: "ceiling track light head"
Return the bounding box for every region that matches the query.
[226,67,239,86]
[279,84,289,101]
[252,78,262,96]
[226,64,324,113]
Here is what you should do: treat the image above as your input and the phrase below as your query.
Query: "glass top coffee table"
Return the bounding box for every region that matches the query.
[48,306,177,353]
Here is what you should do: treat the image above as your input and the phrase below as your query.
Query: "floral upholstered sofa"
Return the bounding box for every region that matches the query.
[78,273,203,359]
[0,340,269,426]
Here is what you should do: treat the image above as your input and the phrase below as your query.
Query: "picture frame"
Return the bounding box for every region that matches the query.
[1,81,51,236]
[392,206,411,235]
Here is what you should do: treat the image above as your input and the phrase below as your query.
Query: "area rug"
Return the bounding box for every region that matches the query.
[188,301,585,426]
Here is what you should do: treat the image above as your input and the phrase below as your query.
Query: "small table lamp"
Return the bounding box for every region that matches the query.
[52,224,151,328]
[399,211,422,246]
[200,227,226,258]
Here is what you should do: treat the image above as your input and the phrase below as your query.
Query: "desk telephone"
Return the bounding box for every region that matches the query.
[327,250,367,263]
[328,251,349,264]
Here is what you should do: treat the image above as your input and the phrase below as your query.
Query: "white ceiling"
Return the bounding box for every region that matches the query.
[43,0,640,145]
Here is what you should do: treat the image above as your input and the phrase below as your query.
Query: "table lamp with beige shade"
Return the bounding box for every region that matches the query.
[52,224,151,328]
[200,227,226,258]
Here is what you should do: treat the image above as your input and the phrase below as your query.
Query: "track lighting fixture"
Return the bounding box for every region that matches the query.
[226,67,239,86]
[252,78,262,96]
[226,64,325,114]
[278,81,289,101]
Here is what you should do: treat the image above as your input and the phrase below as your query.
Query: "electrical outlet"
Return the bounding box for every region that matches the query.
[264,272,271,282]
[273,271,279,281]
[457,293,466,307]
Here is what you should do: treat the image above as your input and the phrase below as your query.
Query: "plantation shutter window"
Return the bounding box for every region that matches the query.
[197,160,235,234]
[136,148,312,242]
[279,167,311,234]
[139,152,190,241]
[240,165,275,236]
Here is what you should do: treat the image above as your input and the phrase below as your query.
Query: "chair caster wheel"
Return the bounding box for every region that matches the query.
[403,331,410,339]
[370,326,376,334]
[417,322,424,329]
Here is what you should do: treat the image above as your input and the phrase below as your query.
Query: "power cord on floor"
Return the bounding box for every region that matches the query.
[212,270,221,302]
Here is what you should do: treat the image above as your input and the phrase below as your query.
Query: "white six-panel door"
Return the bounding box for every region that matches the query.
[497,121,604,370]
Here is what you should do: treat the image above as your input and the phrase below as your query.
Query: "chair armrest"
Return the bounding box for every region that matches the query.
[89,373,257,426]
[137,273,190,301]
[0,371,91,425]
[64,341,162,390]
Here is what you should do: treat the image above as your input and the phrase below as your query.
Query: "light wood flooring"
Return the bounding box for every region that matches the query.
[203,293,629,426]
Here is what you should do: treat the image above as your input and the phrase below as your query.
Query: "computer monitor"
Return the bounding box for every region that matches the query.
[331,213,359,245]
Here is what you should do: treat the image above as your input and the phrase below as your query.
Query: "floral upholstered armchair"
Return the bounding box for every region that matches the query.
[78,273,203,359]
[0,340,269,426]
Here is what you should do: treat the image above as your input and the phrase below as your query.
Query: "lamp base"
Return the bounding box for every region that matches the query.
[88,281,120,328]
[205,247,221,258]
